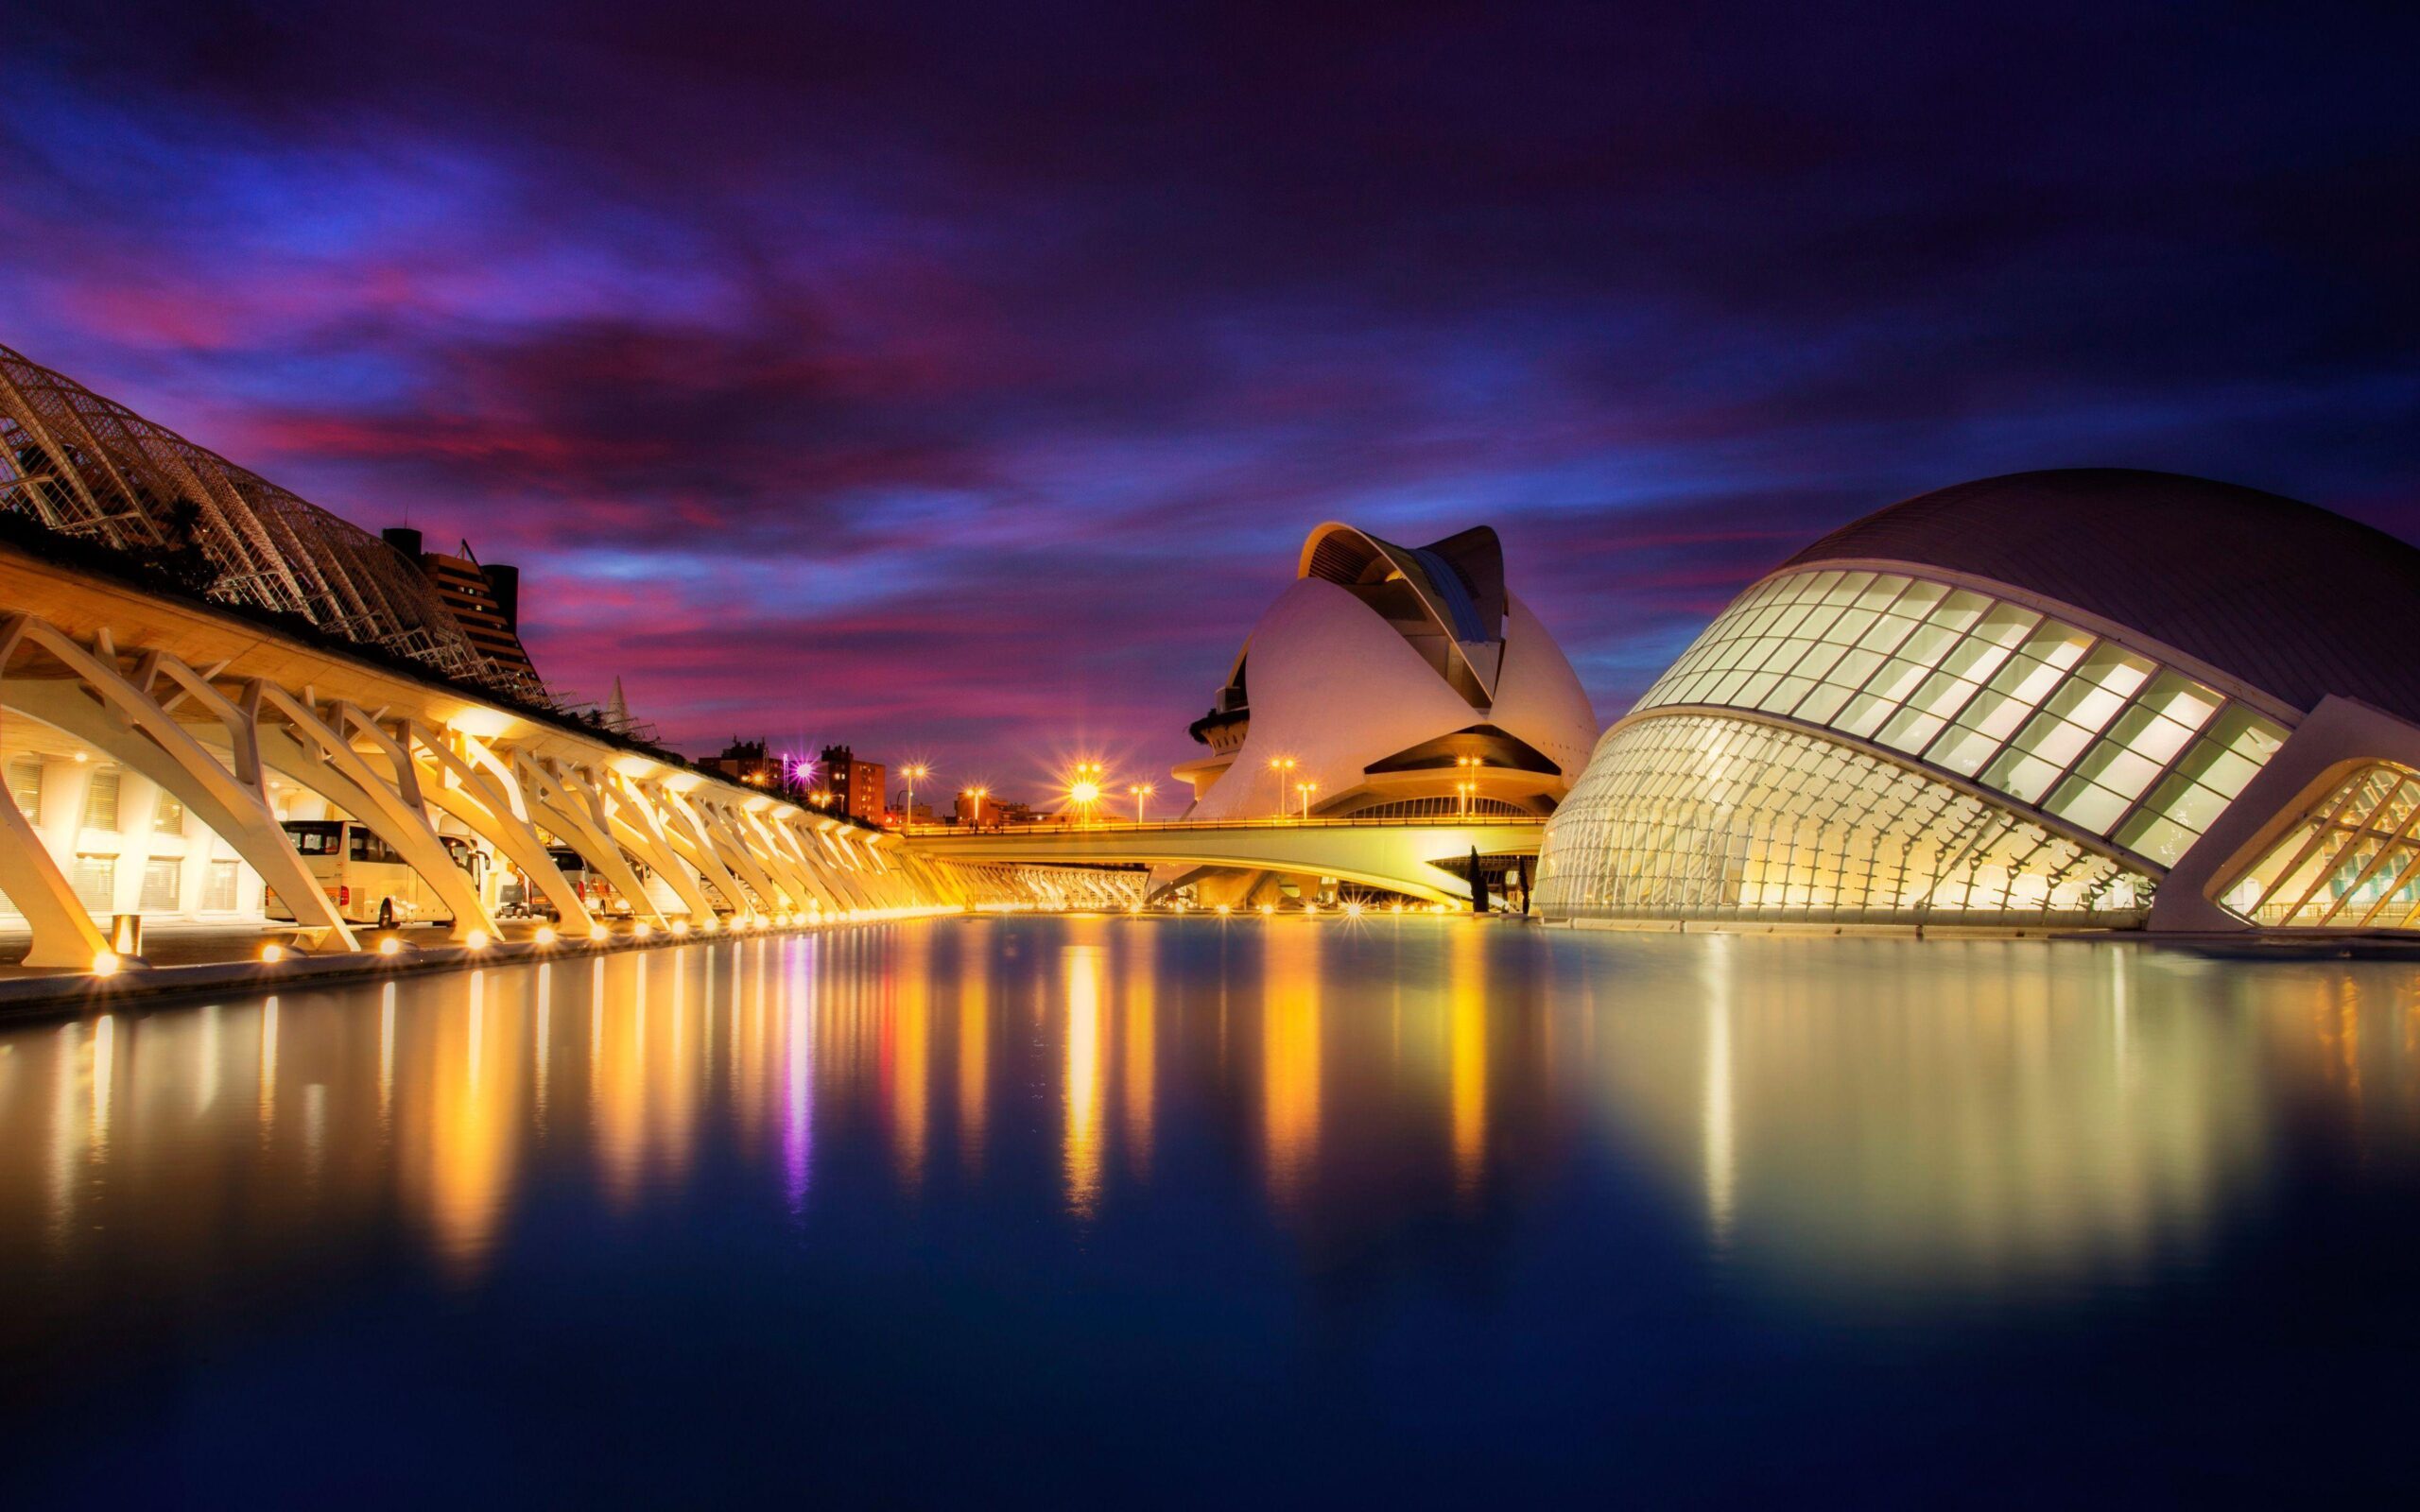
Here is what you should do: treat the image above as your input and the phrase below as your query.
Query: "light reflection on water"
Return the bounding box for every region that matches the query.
[6,917,2420,1498]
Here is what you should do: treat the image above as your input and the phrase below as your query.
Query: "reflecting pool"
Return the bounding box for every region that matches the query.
[5,918,2419,1503]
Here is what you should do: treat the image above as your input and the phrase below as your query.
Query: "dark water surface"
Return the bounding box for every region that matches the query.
[5,916,2417,1504]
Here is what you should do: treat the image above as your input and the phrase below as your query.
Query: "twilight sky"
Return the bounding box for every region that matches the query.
[5,2,2416,799]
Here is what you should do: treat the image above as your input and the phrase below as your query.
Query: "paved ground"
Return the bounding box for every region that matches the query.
[0,914,679,978]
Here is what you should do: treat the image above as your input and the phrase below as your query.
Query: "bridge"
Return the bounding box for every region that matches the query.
[0,343,1088,971]
[900,816,1547,906]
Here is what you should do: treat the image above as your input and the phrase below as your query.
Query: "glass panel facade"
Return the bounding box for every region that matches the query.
[152,791,187,835]
[202,859,242,913]
[1535,713,2152,924]
[1633,569,2289,867]
[2217,762,2420,928]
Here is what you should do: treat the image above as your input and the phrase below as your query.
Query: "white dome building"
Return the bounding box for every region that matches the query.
[1177,523,1597,823]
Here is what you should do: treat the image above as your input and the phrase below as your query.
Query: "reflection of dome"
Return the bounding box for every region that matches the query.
[1177,523,1595,821]
[1540,470,2420,934]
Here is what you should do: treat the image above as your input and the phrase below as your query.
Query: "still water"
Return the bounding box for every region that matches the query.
[4,917,2417,1503]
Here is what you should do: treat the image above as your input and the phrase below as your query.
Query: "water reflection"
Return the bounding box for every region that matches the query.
[8,921,2420,1324]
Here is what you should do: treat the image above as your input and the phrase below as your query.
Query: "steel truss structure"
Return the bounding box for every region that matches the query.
[0,344,544,704]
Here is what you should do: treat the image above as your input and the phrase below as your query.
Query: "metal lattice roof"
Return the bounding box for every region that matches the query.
[0,343,550,705]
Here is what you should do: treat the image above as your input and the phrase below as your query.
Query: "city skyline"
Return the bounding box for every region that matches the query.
[5,2,2415,788]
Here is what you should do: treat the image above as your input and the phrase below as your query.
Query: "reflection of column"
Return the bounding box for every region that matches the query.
[783,938,814,1211]
[894,927,929,1194]
[259,995,279,1134]
[91,1013,114,1158]
[378,984,395,1131]
[47,1022,79,1247]
[1261,925,1322,1210]
[958,938,988,1177]
[1122,927,1155,1182]
[1447,926,1486,1207]
[1702,939,1736,1246]
[1064,944,1105,1217]
[535,964,552,1123]
[420,969,522,1280]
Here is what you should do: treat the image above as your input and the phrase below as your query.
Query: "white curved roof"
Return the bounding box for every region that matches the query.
[1186,525,1597,819]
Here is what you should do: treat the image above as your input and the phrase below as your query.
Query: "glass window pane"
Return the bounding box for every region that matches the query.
[139,857,181,912]
[72,854,114,911]
[153,792,187,835]
[2043,777,2132,834]
[203,860,241,913]
[82,768,120,832]
[7,759,41,820]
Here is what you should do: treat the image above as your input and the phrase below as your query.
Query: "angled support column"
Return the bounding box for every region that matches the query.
[0,619,355,953]
[650,781,780,915]
[592,768,728,919]
[682,788,803,909]
[741,804,839,912]
[801,820,880,912]
[511,753,668,926]
[757,812,853,913]
[717,800,816,911]
[248,682,495,940]
[404,723,596,932]
[0,741,108,966]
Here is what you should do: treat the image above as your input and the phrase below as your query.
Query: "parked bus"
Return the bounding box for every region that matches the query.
[268,820,487,929]
[504,845,650,920]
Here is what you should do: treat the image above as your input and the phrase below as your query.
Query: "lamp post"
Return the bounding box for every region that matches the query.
[1296,781,1318,820]
[1068,761,1106,827]
[901,763,929,829]
[962,785,989,829]
[1129,782,1155,825]
[1267,755,1296,818]
[1455,753,1485,816]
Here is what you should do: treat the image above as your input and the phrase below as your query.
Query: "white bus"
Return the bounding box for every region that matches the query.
[268,820,489,929]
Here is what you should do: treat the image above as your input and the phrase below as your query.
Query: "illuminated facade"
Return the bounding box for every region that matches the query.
[1177,522,1596,820]
[1540,470,2420,934]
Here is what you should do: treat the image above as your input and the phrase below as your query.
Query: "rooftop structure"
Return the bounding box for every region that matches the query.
[1537,469,2420,935]
[1178,521,1595,824]
[0,343,546,705]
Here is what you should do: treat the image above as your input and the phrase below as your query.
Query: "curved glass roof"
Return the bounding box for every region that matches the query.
[1786,469,2420,724]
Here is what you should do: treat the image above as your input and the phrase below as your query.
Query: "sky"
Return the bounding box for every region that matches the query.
[4,2,2416,800]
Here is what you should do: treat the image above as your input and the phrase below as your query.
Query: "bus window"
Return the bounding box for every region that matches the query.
[287,820,345,856]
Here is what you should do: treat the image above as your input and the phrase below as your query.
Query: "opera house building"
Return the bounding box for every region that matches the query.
[1536,470,2420,936]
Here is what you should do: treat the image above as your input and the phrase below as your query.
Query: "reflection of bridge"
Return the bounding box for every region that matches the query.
[0,344,1054,971]
[901,816,1547,905]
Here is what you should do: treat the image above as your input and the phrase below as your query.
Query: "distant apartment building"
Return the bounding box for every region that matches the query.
[819,746,888,825]
[381,527,540,688]
[700,738,796,793]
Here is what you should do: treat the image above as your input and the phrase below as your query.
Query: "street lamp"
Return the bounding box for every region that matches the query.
[1067,760,1107,826]
[1455,753,1485,816]
[1129,782,1155,824]
[962,785,989,828]
[901,763,929,828]
[1296,781,1318,820]
[1267,755,1296,818]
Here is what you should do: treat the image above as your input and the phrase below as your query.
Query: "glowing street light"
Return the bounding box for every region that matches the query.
[1267,755,1297,818]
[1295,781,1318,820]
[1129,782,1155,824]
[1455,753,1484,816]
[900,763,930,828]
[1067,760,1108,825]
[962,785,990,828]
